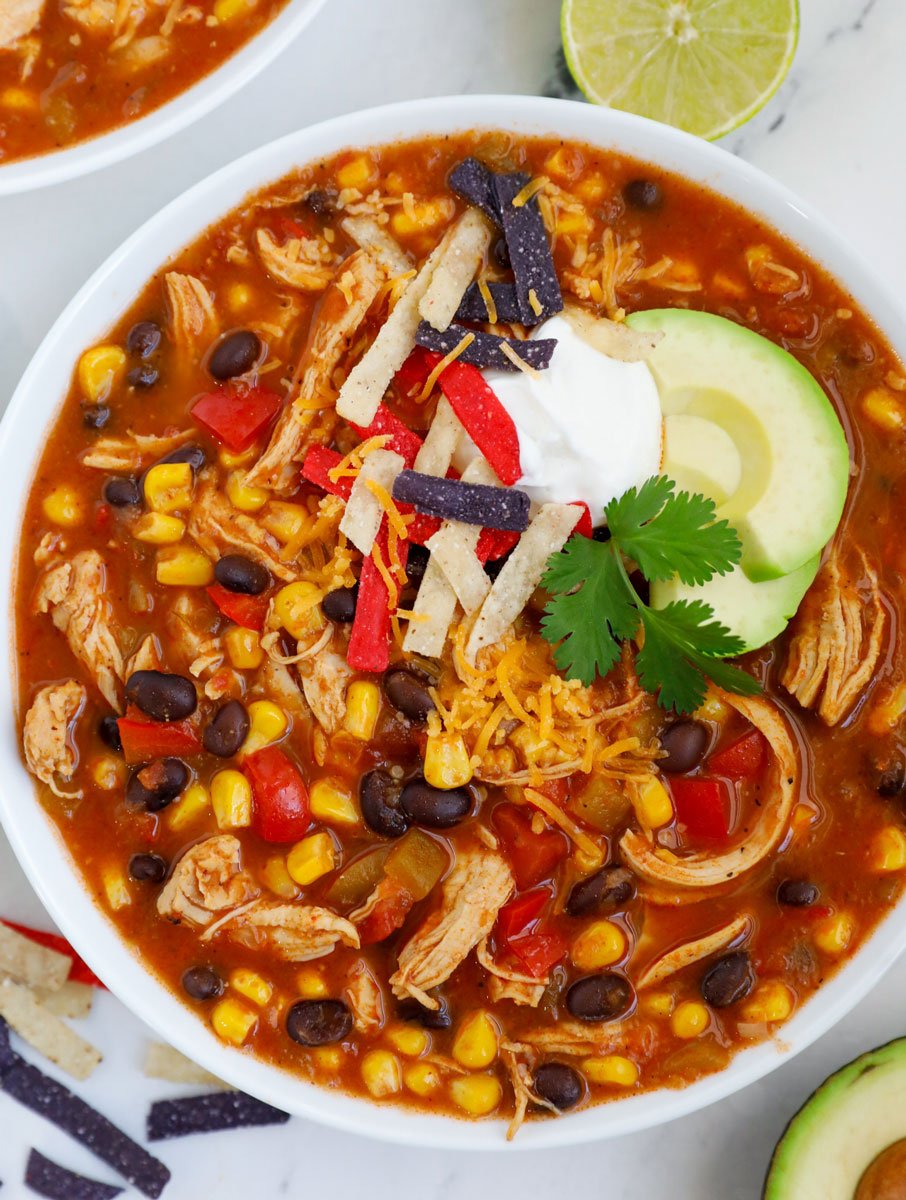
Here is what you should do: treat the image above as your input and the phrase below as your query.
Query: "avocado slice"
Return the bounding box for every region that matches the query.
[764,1038,906,1200]
[626,308,849,582]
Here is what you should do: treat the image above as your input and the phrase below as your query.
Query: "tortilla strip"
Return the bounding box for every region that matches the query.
[340,216,411,276]
[36,981,94,1020]
[563,304,663,361]
[0,924,70,992]
[144,1042,229,1089]
[635,915,751,988]
[412,396,463,476]
[338,447,405,554]
[0,977,101,1080]
[418,209,491,332]
[402,557,460,657]
[423,456,500,615]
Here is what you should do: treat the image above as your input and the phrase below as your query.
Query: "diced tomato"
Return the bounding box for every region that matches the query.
[351,404,423,466]
[437,360,522,486]
[356,879,415,945]
[496,888,550,942]
[493,804,569,890]
[117,717,200,765]
[1,920,105,988]
[300,445,353,501]
[347,524,408,673]
[568,501,593,538]
[670,776,731,842]
[276,216,308,240]
[508,927,568,977]
[394,347,440,399]
[476,527,521,564]
[206,584,269,632]
[709,729,767,780]
[243,746,311,843]
[191,385,281,453]
[532,777,572,805]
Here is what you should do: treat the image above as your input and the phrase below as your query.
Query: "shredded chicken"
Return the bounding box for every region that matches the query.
[80,429,193,473]
[390,847,514,1009]
[255,228,340,291]
[22,681,86,799]
[164,590,219,674]
[157,835,258,927]
[125,634,161,676]
[202,900,359,961]
[298,642,354,735]
[500,1045,556,1140]
[187,479,298,582]
[635,915,751,989]
[344,960,385,1034]
[164,272,217,347]
[34,551,124,711]
[781,549,886,725]
[340,216,411,277]
[253,658,309,721]
[476,939,544,1007]
[0,0,44,48]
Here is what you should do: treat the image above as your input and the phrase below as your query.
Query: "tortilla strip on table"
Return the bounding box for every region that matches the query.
[0,976,101,1080]
[0,923,71,992]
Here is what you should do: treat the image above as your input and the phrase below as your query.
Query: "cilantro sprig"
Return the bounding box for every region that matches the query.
[540,476,760,714]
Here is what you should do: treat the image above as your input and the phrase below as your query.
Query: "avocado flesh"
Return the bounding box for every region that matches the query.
[764,1038,906,1200]
[626,308,849,581]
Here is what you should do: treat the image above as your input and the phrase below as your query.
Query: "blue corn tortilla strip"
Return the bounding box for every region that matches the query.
[25,1150,122,1200]
[448,158,501,225]
[415,322,556,372]
[493,172,563,325]
[455,280,530,326]
[0,1016,14,1073]
[0,1056,170,1198]
[393,471,530,532]
[147,1091,290,1141]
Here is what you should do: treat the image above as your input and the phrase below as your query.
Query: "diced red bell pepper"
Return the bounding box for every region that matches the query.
[568,501,593,538]
[394,346,439,399]
[493,803,569,890]
[347,524,408,674]
[117,717,200,765]
[496,888,550,942]
[508,927,568,977]
[300,445,353,501]
[407,512,442,545]
[437,360,522,486]
[351,404,423,467]
[276,216,307,240]
[1,920,105,988]
[206,583,269,632]
[191,385,281,453]
[670,776,731,842]
[476,527,521,564]
[243,746,311,843]
[356,879,415,945]
[709,729,767,781]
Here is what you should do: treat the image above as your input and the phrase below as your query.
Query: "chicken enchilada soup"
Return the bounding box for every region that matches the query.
[15,132,906,1133]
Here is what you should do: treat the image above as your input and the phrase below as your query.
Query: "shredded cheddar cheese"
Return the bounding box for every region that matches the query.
[511,176,549,209]
[499,341,540,378]
[527,288,543,318]
[477,278,498,325]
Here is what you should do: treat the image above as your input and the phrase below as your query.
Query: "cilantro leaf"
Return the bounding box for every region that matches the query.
[603,475,674,536]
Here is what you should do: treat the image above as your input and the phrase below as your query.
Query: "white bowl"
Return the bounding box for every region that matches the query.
[2,95,905,1149]
[0,0,327,195]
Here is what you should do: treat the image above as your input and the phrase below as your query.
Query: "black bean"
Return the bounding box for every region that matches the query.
[214,554,270,595]
[286,999,352,1046]
[128,852,168,884]
[125,670,197,722]
[360,769,408,839]
[623,179,664,211]
[483,554,511,581]
[400,779,471,829]
[659,720,710,774]
[126,758,189,812]
[98,714,122,753]
[405,543,430,585]
[208,330,262,380]
[591,525,610,543]
[700,951,755,1008]
[181,966,224,1001]
[874,761,906,798]
[126,321,162,359]
[566,974,634,1022]
[566,866,635,917]
[155,442,207,473]
[82,404,110,429]
[127,365,158,389]
[532,1062,584,1111]
[322,586,357,623]
[383,669,435,722]
[492,236,511,270]
[777,879,819,908]
[397,997,452,1030]
[203,700,250,759]
[103,476,141,507]
[301,188,336,216]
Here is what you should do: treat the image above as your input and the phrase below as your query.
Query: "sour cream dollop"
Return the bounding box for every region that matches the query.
[461,314,663,513]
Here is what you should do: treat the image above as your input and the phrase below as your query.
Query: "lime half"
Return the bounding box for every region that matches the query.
[561,0,799,140]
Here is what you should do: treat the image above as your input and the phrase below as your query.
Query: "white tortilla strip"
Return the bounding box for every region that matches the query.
[466,502,582,663]
[424,457,500,615]
[563,304,663,362]
[0,977,101,1080]
[402,558,460,658]
[338,447,405,555]
[635,915,751,989]
[144,1042,230,1088]
[35,981,94,1020]
[418,209,491,332]
[0,923,70,992]
[341,216,411,277]
[413,396,463,476]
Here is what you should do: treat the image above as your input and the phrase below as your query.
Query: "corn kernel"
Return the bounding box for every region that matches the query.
[555,210,593,237]
[813,911,855,956]
[361,1049,402,1098]
[870,826,906,872]
[273,582,325,640]
[403,1061,442,1097]
[101,866,131,911]
[336,155,376,191]
[390,198,453,236]
[225,470,269,513]
[423,731,473,790]
[156,546,213,587]
[452,1010,498,1069]
[218,444,258,469]
[224,626,265,671]
[863,386,906,433]
[449,1073,502,1116]
[640,990,674,1018]
[387,1025,429,1057]
[571,920,627,970]
[42,484,85,528]
[1,86,38,110]
[213,0,253,20]
[211,769,253,829]
[670,1001,710,1039]
[78,344,126,403]
[286,832,336,886]
[143,462,193,514]
[343,680,381,742]
[261,855,299,899]
[212,997,257,1045]
[694,692,730,723]
[230,968,272,1007]
[582,1055,639,1087]
[90,755,126,791]
[240,699,288,754]
[312,1046,343,1070]
[544,146,582,181]
[867,682,906,735]
[167,782,211,831]
[295,967,329,999]
[226,282,254,311]
[633,777,674,830]
[575,175,607,203]
[791,802,817,834]
[133,512,186,544]
[310,777,359,827]
[740,981,793,1024]
[260,502,308,544]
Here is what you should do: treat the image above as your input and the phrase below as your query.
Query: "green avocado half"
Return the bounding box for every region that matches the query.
[764,1038,906,1200]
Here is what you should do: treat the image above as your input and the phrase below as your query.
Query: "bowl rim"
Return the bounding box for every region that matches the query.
[0,0,328,196]
[2,94,905,1150]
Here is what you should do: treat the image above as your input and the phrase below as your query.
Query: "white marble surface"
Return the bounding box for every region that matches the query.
[2,0,906,1194]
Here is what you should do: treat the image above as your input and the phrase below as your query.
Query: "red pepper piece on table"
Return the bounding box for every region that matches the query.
[492,803,569,890]
[437,360,522,486]
[394,346,440,399]
[709,729,767,780]
[347,524,408,673]
[191,385,281,453]
[508,927,568,977]
[351,404,423,467]
[1,920,105,988]
[206,584,269,632]
[243,746,311,843]
[117,716,200,765]
[670,776,731,842]
[496,888,550,942]
[300,446,353,501]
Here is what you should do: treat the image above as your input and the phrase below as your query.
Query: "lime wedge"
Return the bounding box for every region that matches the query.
[561,0,799,140]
